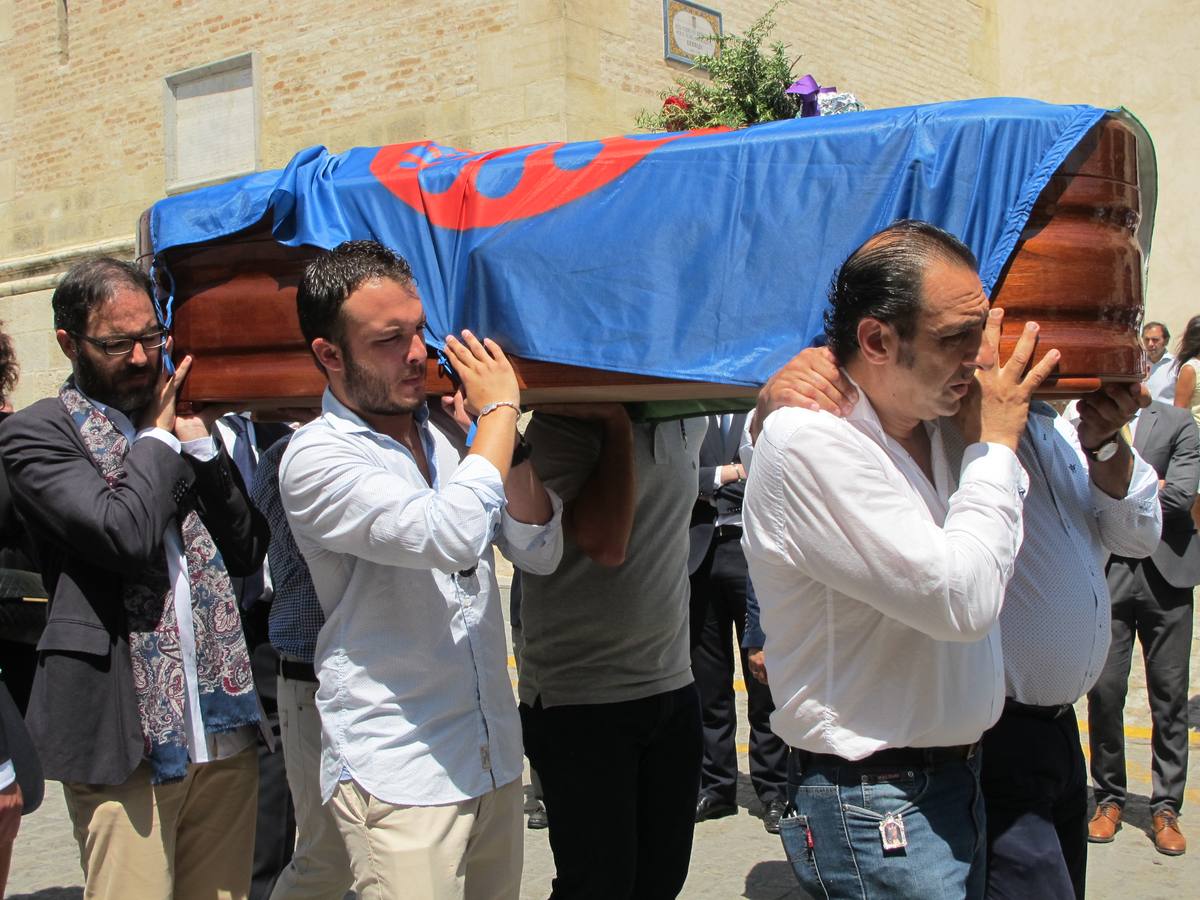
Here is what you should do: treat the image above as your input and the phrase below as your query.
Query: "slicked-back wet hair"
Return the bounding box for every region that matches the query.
[296,240,417,360]
[824,220,978,361]
[52,258,154,335]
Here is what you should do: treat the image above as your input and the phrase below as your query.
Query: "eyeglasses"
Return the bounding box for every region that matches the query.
[71,330,167,357]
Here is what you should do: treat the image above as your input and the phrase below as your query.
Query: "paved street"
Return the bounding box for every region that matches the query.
[6,569,1199,898]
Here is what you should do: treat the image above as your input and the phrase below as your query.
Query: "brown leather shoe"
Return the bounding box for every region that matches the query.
[1088,803,1122,843]
[1153,810,1186,856]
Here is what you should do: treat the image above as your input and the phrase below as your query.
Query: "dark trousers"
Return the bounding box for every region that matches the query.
[981,705,1088,900]
[688,537,787,805]
[520,684,702,899]
[1088,557,1193,814]
[243,607,296,900]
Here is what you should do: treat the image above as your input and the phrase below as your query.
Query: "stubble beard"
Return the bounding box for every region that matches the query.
[342,346,424,417]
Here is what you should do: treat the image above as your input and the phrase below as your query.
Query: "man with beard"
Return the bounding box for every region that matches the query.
[0,258,269,897]
[279,241,562,899]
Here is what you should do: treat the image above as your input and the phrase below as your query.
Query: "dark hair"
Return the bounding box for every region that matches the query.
[296,240,416,356]
[0,324,18,404]
[823,219,978,361]
[1175,315,1200,370]
[1143,321,1170,341]
[51,257,154,335]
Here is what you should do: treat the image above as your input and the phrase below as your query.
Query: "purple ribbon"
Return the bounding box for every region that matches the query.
[786,74,836,118]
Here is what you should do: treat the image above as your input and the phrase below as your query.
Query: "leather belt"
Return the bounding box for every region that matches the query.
[714,524,743,541]
[802,742,978,770]
[1003,698,1073,720]
[276,657,318,683]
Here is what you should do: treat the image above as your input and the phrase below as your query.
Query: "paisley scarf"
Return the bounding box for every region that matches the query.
[60,381,258,783]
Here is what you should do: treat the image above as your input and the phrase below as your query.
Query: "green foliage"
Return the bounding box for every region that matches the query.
[637,2,800,132]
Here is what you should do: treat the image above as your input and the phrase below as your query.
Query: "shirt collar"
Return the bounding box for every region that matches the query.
[320,387,430,436]
[75,383,137,441]
[841,369,937,444]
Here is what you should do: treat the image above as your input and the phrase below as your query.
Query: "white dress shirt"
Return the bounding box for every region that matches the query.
[742,390,1028,759]
[280,390,563,806]
[83,395,254,763]
[974,405,1161,706]
[1145,352,1177,405]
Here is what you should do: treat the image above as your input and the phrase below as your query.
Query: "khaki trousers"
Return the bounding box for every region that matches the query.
[328,775,522,900]
[269,673,353,900]
[63,746,258,900]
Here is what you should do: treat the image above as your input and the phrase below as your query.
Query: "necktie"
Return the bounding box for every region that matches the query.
[227,416,266,608]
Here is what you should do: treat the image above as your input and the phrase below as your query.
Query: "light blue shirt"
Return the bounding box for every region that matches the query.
[280,390,563,806]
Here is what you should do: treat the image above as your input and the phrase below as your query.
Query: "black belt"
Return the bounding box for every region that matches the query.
[714,524,742,541]
[802,742,978,770]
[276,657,318,683]
[1003,698,1073,720]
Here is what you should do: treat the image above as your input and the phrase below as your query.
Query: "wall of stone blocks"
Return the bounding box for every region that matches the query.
[0,1,1004,409]
[996,0,1200,355]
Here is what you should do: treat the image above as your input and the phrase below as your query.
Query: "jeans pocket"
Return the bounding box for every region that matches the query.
[841,768,928,822]
[779,813,830,900]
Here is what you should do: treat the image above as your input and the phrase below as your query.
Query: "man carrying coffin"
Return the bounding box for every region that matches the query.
[742,220,1059,898]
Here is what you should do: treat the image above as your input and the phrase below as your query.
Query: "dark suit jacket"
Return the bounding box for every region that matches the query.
[688,413,746,574]
[1130,401,1200,588]
[0,398,268,785]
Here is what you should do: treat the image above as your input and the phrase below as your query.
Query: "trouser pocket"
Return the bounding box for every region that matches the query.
[779,812,829,899]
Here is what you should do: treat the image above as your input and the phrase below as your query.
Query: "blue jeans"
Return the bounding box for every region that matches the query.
[779,750,986,899]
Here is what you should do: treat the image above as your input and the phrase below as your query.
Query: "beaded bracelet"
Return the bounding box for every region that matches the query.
[465,400,521,447]
[478,400,521,419]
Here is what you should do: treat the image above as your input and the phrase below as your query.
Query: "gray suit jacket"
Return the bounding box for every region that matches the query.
[1129,401,1200,588]
[688,413,746,574]
[0,399,269,785]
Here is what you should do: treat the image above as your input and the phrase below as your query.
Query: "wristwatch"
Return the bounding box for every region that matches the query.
[1084,435,1121,462]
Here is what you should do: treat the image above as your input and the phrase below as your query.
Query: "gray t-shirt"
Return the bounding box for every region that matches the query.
[517,414,705,707]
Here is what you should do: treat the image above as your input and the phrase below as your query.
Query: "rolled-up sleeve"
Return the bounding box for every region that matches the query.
[1052,414,1162,558]
[1092,450,1161,558]
[497,488,564,575]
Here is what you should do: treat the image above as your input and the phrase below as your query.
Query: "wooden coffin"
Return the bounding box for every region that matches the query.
[140,115,1147,409]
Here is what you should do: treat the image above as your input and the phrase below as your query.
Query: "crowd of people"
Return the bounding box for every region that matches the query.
[0,221,1193,900]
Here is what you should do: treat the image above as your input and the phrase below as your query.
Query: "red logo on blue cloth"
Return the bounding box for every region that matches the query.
[369,132,718,230]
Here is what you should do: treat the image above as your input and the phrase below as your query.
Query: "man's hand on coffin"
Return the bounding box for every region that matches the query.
[962,311,1060,452]
[445,331,521,478]
[1075,382,1145,498]
[175,402,238,443]
[1076,382,1147,451]
[137,339,192,433]
[439,390,473,435]
[751,346,856,441]
[443,330,520,415]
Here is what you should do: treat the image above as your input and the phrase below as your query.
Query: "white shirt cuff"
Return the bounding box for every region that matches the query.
[135,427,181,454]
[501,488,564,549]
[0,759,14,791]
[1090,447,1159,510]
[181,435,220,461]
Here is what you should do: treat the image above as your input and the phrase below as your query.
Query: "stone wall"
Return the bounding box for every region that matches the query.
[996,0,1200,349]
[0,1,1003,407]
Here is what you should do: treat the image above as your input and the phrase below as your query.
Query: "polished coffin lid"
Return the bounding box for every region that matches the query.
[141,99,1155,408]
